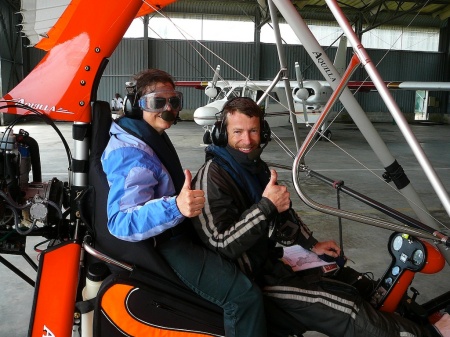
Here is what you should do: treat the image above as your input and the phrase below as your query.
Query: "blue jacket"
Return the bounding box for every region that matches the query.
[101,120,184,242]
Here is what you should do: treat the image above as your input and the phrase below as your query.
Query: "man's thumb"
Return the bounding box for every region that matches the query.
[183,169,192,190]
[269,169,277,185]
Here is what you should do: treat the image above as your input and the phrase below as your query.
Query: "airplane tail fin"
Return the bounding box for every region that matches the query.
[333,36,348,76]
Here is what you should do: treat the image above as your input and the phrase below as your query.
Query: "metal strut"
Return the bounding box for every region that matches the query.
[271,0,450,263]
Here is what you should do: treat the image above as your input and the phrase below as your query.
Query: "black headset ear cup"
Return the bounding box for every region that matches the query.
[123,94,133,114]
[211,120,227,147]
[123,93,143,119]
[260,119,271,143]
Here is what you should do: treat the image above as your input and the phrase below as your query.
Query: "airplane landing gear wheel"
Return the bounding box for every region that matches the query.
[314,130,332,141]
[203,131,212,144]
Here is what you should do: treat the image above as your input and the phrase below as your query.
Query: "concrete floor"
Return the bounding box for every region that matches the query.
[1,119,449,337]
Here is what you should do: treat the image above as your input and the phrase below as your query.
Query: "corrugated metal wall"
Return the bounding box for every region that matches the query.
[0,1,24,95]
[47,36,446,114]
[97,39,148,105]
[96,38,257,110]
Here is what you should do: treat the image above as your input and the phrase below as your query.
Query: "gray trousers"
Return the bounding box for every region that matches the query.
[262,264,438,337]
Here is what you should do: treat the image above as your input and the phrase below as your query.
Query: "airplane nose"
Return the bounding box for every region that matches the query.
[294,87,310,100]
[193,106,220,126]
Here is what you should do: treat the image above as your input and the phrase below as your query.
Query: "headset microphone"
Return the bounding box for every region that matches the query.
[247,142,268,161]
[161,110,177,122]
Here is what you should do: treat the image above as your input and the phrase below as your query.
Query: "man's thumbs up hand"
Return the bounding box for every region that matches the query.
[176,169,205,218]
[262,169,290,213]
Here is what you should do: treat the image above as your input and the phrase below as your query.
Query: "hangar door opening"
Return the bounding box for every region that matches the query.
[414,90,428,121]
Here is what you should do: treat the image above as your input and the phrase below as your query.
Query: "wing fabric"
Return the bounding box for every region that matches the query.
[19,0,71,48]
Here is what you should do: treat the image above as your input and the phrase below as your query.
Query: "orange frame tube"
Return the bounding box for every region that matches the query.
[28,241,81,337]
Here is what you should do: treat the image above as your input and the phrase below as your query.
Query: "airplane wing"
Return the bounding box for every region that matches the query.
[294,79,450,107]
[174,81,209,90]
[3,0,177,123]
[347,81,450,92]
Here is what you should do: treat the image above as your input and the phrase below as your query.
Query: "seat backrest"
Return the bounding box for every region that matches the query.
[88,100,112,243]
[77,101,111,240]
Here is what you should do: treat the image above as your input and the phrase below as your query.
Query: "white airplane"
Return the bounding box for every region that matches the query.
[192,37,450,144]
[192,60,340,144]
[192,77,329,143]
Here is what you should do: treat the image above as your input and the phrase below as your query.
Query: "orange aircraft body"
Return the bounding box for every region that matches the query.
[1,0,177,123]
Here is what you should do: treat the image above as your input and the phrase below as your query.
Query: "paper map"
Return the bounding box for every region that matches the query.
[282,245,336,272]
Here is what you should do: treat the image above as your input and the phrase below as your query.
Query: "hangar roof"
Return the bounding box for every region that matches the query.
[163,0,450,30]
[5,0,450,30]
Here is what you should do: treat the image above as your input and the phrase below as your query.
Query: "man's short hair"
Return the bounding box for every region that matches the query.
[133,69,175,97]
[222,97,263,124]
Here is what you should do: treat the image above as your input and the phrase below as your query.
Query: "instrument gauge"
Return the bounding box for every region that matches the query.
[412,249,424,266]
[393,236,403,251]
[385,277,393,287]
[412,249,425,266]
[391,266,400,276]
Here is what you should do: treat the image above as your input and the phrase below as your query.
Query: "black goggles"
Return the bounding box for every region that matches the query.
[138,91,183,112]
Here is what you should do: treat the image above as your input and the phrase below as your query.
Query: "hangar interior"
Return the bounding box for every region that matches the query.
[1,2,450,337]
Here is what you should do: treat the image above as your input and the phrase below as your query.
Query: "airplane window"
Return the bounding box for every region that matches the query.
[268,92,280,103]
[216,87,231,100]
[229,87,243,98]
[256,90,264,101]
[242,88,255,99]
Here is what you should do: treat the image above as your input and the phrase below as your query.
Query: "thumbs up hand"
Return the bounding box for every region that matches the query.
[262,170,290,213]
[176,169,205,218]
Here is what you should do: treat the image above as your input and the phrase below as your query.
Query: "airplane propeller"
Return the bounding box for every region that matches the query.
[294,62,332,141]
[294,62,309,125]
[205,65,221,100]
[200,65,222,144]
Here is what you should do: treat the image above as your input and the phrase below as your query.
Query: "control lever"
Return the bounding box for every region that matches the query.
[410,287,420,302]
[404,287,428,320]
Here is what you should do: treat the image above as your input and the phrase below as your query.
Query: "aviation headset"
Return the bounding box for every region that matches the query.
[211,97,271,147]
